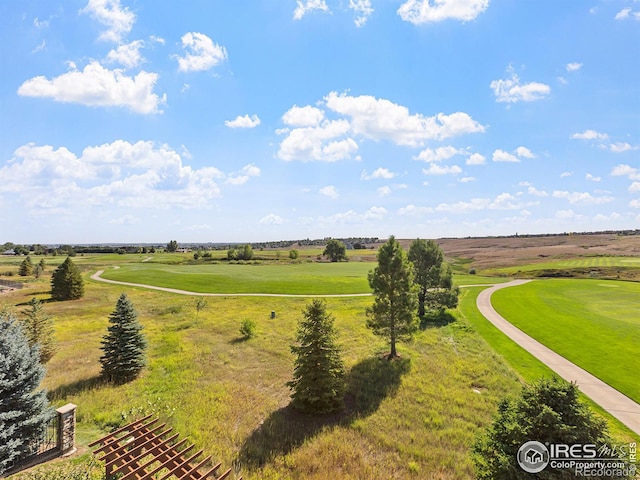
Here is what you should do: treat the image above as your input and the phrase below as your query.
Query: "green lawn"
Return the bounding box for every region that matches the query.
[488,255,640,274]
[490,279,640,404]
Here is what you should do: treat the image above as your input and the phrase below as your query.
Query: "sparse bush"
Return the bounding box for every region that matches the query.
[469,268,476,275]
[240,319,256,339]
[289,249,299,260]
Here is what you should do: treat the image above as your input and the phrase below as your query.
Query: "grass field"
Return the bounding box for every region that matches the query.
[488,255,640,274]
[490,279,640,404]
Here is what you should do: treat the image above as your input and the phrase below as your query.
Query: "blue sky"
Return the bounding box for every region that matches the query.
[1,0,639,244]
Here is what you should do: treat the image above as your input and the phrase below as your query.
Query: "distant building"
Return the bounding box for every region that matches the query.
[2,249,16,255]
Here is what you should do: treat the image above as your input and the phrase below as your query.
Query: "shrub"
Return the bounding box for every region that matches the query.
[239,319,256,339]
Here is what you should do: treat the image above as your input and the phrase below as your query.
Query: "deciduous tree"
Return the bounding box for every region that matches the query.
[366,236,418,359]
[166,240,178,252]
[50,257,84,301]
[323,239,347,262]
[100,293,147,383]
[0,312,54,474]
[408,238,459,318]
[287,300,345,413]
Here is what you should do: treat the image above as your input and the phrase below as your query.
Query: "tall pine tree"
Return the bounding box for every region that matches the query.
[100,293,147,383]
[0,312,54,474]
[367,236,418,359]
[20,298,56,364]
[287,300,345,414]
[50,257,84,301]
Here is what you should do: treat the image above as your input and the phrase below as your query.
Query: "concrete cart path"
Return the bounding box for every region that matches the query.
[477,280,640,436]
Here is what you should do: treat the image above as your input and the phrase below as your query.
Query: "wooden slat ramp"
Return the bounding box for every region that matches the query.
[89,415,239,480]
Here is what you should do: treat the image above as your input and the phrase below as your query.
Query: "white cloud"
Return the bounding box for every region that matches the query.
[80,0,135,43]
[570,129,608,140]
[459,176,475,183]
[325,91,485,146]
[109,214,139,225]
[492,149,519,162]
[490,69,551,103]
[434,193,526,214]
[552,190,614,205]
[422,164,462,175]
[106,40,144,68]
[225,114,261,129]
[466,153,486,165]
[282,105,325,127]
[566,62,583,72]
[560,171,573,178]
[586,173,601,182]
[515,146,535,158]
[260,213,284,225]
[150,35,165,45]
[365,206,387,220]
[609,142,635,153]
[277,119,357,162]
[415,145,460,162]
[629,182,640,193]
[527,186,548,197]
[319,185,339,199]
[32,40,46,54]
[0,141,228,212]
[294,0,330,20]
[350,0,374,26]
[318,207,387,224]
[377,186,392,196]
[398,204,433,216]
[18,61,165,114]
[630,199,640,209]
[615,8,640,21]
[611,164,639,179]
[34,17,50,29]
[397,0,489,24]
[226,163,261,185]
[176,32,227,72]
[361,167,396,180]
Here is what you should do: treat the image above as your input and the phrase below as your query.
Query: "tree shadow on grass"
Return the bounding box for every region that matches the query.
[238,356,410,468]
[420,310,456,330]
[47,374,105,402]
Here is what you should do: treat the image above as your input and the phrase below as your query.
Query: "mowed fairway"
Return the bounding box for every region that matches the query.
[99,262,374,294]
[491,279,640,403]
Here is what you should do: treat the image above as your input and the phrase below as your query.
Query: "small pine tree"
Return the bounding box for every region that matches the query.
[287,300,345,414]
[20,298,56,364]
[50,257,84,301]
[0,312,54,474]
[100,293,147,383]
[18,256,33,276]
[473,377,613,479]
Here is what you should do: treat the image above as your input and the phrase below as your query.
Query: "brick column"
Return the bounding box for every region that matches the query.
[56,403,77,456]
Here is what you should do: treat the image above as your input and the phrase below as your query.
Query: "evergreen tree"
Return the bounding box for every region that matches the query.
[408,239,459,318]
[0,312,54,474]
[287,300,345,414]
[366,236,418,359]
[473,377,614,480]
[100,293,147,383]
[18,256,33,276]
[20,298,56,364]
[50,257,84,301]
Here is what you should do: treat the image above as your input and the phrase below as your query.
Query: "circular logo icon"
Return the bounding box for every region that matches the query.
[517,441,550,473]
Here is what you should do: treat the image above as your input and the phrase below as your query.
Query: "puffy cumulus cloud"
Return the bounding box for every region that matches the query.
[377,186,392,196]
[434,193,525,214]
[282,105,325,127]
[361,167,396,180]
[609,142,635,153]
[18,61,165,114]
[277,119,357,162]
[415,146,461,162]
[585,173,601,182]
[552,190,614,205]
[318,207,387,224]
[225,114,261,128]
[324,91,485,146]
[459,177,475,183]
[515,146,535,158]
[398,204,433,216]
[629,182,640,193]
[226,163,261,185]
[492,149,519,162]
[0,141,242,213]
[630,199,640,209]
[350,0,374,26]
[611,164,640,180]
[466,153,486,165]
[319,185,339,199]
[527,186,549,197]
[570,129,608,140]
[294,0,330,20]
[422,164,462,175]
[490,70,550,103]
[397,0,489,24]
[176,32,227,72]
[106,40,144,68]
[260,213,284,225]
[566,62,583,72]
[615,8,640,21]
[81,0,135,43]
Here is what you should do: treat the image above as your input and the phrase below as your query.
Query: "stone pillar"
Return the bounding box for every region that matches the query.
[56,403,77,456]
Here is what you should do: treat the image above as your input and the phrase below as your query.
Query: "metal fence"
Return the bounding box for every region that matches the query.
[0,279,23,289]
[4,415,58,475]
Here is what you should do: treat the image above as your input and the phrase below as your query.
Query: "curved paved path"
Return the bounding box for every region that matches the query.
[477,280,640,436]
[90,269,373,298]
